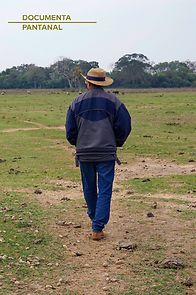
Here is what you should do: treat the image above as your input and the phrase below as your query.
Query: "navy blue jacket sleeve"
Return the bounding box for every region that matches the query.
[65,106,78,146]
[113,103,132,147]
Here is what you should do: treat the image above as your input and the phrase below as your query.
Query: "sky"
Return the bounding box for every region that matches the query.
[0,0,196,72]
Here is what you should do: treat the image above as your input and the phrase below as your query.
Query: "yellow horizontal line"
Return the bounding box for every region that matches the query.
[8,21,97,24]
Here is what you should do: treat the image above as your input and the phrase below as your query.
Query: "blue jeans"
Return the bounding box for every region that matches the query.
[79,161,115,232]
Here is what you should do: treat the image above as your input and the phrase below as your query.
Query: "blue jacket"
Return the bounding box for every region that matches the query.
[66,87,131,161]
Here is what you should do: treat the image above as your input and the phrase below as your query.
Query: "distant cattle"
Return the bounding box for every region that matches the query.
[112,90,119,95]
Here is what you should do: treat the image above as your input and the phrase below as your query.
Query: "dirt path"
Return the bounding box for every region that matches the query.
[1,126,65,133]
[116,157,196,179]
[3,160,195,294]
[28,163,195,295]
[32,185,195,295]
[0,120,65,133]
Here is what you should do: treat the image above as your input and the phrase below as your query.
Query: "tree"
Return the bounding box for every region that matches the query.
[111,53,152,88]
[152,61,196,87]
[49,58,77,89]
[73,60,99,89]
[24,65,49,88]
[49,58,99,89]
[0,55,195,89]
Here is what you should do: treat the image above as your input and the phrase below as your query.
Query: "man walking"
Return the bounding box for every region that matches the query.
[66,68,131,240]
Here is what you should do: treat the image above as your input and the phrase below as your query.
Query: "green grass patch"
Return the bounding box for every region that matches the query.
[175,208,196,220]
[0,92,74,129]
[0,90,195,294]
[0,128,80,189]
[0,191,69,293]
[124,174,196,195]
[119,92,196,163]
[122,268,187,295]
[0,91,196,163]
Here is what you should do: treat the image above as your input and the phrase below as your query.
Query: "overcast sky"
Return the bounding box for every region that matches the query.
[0,0,195,72]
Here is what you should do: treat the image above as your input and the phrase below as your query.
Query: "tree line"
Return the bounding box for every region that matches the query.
[0,53,195,89]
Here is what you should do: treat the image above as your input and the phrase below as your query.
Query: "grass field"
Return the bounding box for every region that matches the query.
[0,90,195,295]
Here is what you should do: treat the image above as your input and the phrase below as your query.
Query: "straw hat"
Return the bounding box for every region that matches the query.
[81,68,113,86]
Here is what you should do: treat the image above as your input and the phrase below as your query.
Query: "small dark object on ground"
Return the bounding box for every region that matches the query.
[116,241,137,251]
[178,152,185,155]
[56,221,73,226]
[121,161,128,164]
[126,190,134,195]
[9,168,20,175]
[0,159,6,163]
[73,224,82,229]
[72,252,83,257]
[142,178,151,182]
[182,277,193,287]
[152,201,157,209]
[157,257,185,269]
[34,239,43,244]
[61,196,71,201]
[147,212,154,218]
[143,135,153,138]
[34,189,42,194]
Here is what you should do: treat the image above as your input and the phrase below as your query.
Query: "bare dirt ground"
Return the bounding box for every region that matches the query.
[31,193,195,295]
[2,159,195,294]
[115,157,196,180]
[27,158,196,295]
[1,123,65,133]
